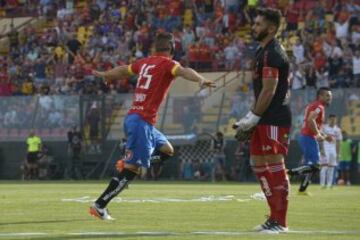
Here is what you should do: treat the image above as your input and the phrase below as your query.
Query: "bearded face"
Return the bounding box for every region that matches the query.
[252,16,271,42]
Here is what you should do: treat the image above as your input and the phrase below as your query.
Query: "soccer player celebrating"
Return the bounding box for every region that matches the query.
[89,32,215,220]
[320,114,342,188]
[287,87,333,193]
[234,8,291,233]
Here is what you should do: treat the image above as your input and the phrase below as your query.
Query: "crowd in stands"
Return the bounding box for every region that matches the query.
[0,0,358,98]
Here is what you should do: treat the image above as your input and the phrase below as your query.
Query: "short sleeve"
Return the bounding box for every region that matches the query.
[314,107,321,114]
[171,64,180,76]
[336,128,343,141]
[165,59,180,77]
[263,49,283,69]
[128,59,143,75]
[262,49,283,79]
[262,66,279,79]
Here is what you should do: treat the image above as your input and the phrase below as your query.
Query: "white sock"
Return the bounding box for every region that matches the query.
[327,167,335,187]
[320,166,327,187]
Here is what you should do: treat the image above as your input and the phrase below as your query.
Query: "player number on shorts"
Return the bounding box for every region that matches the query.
[137,64,156,89]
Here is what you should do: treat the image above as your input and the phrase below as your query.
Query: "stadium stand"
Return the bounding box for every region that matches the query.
[0,0,358,153]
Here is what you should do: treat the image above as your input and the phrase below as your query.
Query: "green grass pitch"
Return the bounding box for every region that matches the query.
[0,181,359,240]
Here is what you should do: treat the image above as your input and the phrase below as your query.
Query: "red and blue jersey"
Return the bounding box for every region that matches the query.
[127,53,179,125]
[301,100,325,137]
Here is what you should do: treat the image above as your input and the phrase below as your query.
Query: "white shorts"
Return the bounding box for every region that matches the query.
[320,150,337,166]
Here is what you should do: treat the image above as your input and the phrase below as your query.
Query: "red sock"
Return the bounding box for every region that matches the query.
[252,165,276,221]
[268,163,289,227]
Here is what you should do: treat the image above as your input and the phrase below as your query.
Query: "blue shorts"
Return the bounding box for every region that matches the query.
[298,134,320,166]
[123,113,168,168]
[339,161,351,171]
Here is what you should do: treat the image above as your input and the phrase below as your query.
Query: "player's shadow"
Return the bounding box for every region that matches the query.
[0,219,91,226]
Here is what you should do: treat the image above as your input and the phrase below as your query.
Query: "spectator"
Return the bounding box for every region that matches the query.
[86,102,101,153]
[316,67,330,87]
[66,125,83,179]
[37,145,54,179]
[292,38,305,64]
[285,1,299,31]
[211,131,226,181]
[224,41,239,70]
[228,93,242,119]
[182,25,195,54]
[334,11,350,39]
[291,64,306,90]
[338,131,355,185]
[66,33,82,64]
[305,66,317,88]
[352,50,360,87]
[7,22,19,52]
[180,159,193,180]
[233,141,250,181]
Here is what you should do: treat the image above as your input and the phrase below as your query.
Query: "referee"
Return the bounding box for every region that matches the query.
[26,131,42,179]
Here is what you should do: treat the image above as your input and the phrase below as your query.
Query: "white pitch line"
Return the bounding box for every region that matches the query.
[68,232,126,236]
[0,232,48,237]
[1,230,360,238]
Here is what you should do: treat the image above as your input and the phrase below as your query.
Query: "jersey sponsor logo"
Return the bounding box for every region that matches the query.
[134,93,147,102]
[131,106,144,110]
[262,145,272,151]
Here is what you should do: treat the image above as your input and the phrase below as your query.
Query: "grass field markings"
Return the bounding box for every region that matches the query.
[193,231,255,235]
[61,194,265,203]
[136,231,180,236]
[68,232,126,236]
[0,232,48,237]
[1,230,360,238]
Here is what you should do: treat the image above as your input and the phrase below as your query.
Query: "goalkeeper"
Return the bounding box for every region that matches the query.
[233,8,292,233]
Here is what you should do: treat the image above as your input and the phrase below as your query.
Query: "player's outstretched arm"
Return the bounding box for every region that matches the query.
[174,66,216,88]
[93,65,131,81]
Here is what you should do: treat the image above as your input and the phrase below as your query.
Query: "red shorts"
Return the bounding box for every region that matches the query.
[250,125,290,156]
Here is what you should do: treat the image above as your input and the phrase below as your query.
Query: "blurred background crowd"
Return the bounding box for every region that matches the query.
[0,0,358,97]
